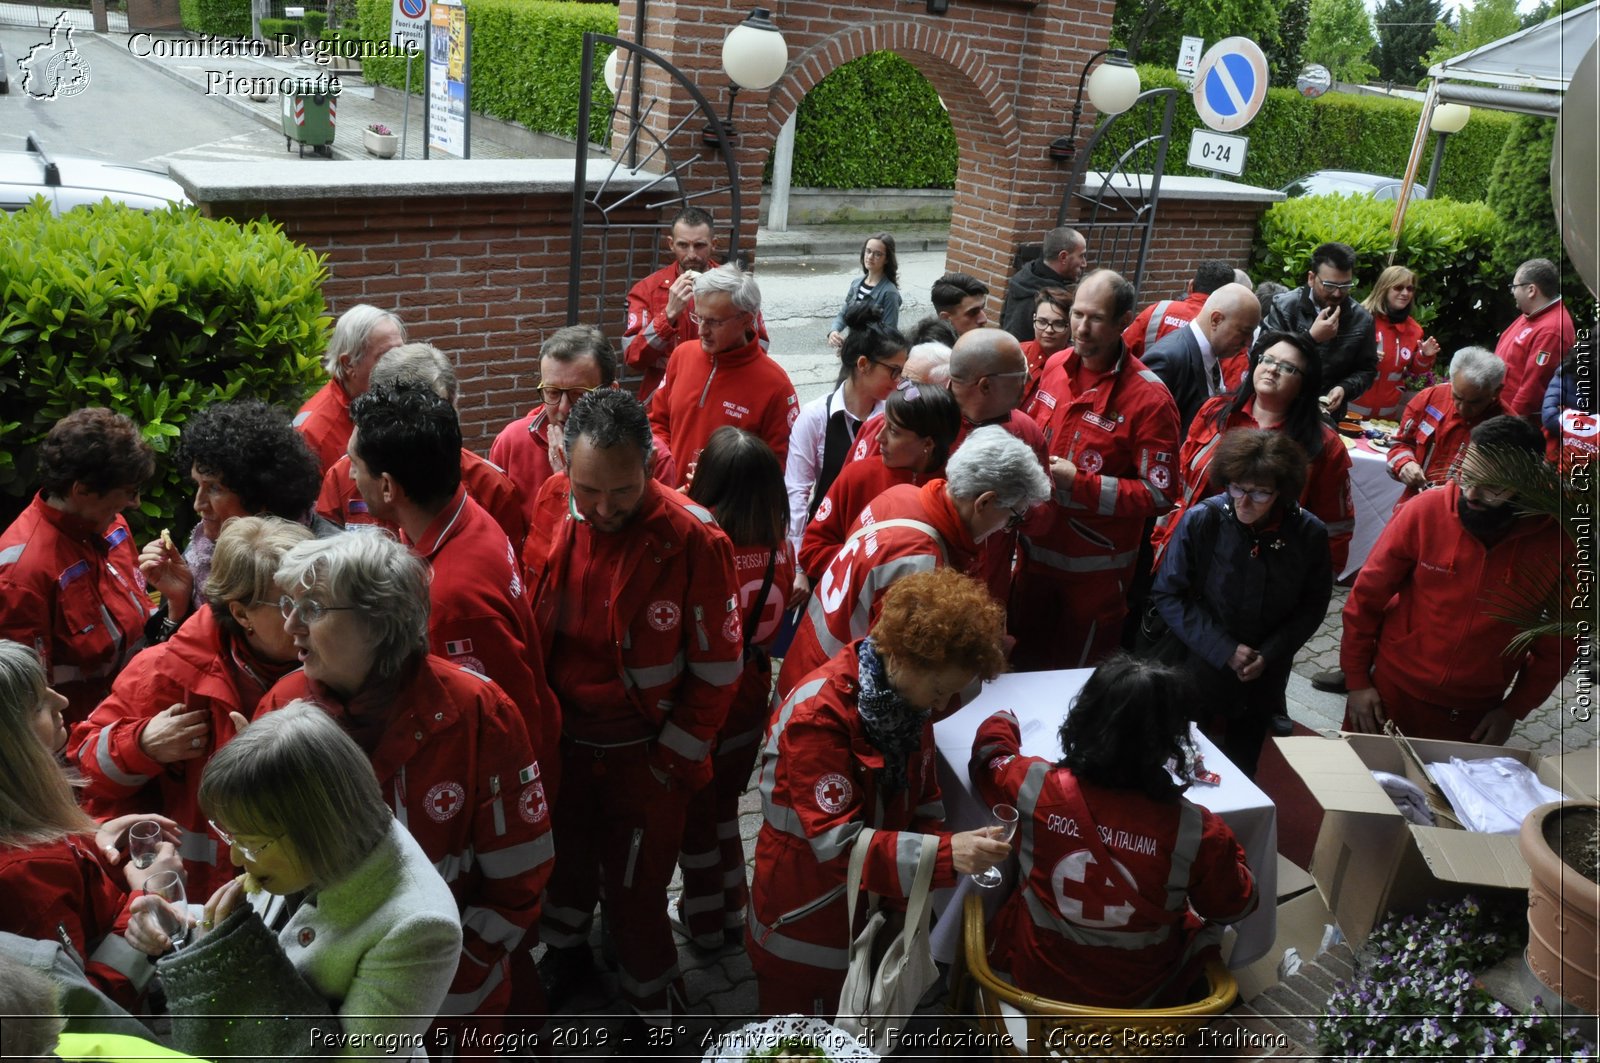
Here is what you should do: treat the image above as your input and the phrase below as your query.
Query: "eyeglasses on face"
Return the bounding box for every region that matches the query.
[534,381,600,406]
[278,595,357,624]
[1393,284,1416,293]
[1258,355,1304,377]
[209,819,279,862]
[689,311,747,329]
[1004,503,1030,530]
[874,360,905,381]
[1315,275,1356,292]
[1032,316,1069,332]
[1508,281,1532,292]
[1226,483,1276,505]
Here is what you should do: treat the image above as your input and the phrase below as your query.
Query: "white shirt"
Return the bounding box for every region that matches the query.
[1188,320,1221,396]
[783,381,885,549]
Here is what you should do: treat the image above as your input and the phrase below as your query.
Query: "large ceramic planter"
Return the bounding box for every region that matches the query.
[1520,800,1600,1013]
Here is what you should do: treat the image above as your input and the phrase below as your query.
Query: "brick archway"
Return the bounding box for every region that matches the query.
[621,0,1119,292]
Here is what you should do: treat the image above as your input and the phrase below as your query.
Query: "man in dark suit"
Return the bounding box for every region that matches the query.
[1140,283,1260,435]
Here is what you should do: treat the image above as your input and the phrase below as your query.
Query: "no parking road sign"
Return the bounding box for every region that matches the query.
[1192,36,1269,133]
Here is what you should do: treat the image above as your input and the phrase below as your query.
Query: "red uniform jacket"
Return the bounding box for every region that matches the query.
[69,608,289,898]
[1020,340,1051,411]
[293,379,354,475]
[647,334,798,488]
[1122,291,1206,363]
[725,541,796,741]
[526,477,743,788]
[490,406,677,530]
[1387,383,1508,507]
[1153,396,1353,572]
[623,259,771,399]
[1350,315,1432,420]
[1021,348,1181,579]
[258,657,552,1017]
[405,486,559,769]
[1496,299,1576,417]
[798,459,925,583]
[1555,408,1600,474]
[0,838,149,1011]
[777,480,976,701]
[1339,482,1569,720]
[316,449,528,550]
[970,711,1256,1008]
[0,497,154,723]
[750,644,956,976]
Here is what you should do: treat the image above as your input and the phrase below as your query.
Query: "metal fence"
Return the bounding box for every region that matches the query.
[0,2,128,30]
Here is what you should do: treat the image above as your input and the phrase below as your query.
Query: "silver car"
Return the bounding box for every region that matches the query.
[1279,170,1429,202]
[0,133,189,214]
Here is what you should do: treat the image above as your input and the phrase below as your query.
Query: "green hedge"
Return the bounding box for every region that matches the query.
[259,17,300,41]
[1092,66,1516,202]
[1253,193,1509,360]
[182,0,249,36]
[0,201,329,541]
[778,52,957,190]
[359,0,615,143]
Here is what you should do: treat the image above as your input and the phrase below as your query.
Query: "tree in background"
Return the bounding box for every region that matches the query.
[1305,0,1378,83]
[1373,0,1441,85]
[1521,0,1589,29]
[1424,0,1522,68]
[1267,0,1312,87]
[1113,0,1283,71]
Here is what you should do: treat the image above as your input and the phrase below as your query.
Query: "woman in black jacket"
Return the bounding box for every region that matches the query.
[1150,429,1332,777]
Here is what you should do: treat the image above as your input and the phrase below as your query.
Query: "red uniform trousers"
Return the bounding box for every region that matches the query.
[1342,653,1509,745]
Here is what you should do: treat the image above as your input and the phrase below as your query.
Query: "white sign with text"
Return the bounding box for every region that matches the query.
[1186,128,1248,176]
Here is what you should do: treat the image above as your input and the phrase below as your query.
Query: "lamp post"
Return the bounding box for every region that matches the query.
[1048,49,1142,163]
[1425,102,1470,197]
[703,8,788,147]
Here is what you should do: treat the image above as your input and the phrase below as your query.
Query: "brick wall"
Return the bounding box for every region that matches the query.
[199,188,655,454]
[1135,198,1277,300]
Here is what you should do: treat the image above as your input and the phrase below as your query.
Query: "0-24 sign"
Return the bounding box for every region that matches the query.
[1187,128,1248,177]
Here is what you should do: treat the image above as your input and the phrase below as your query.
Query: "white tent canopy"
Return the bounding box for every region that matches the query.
[1426,1,1599,114]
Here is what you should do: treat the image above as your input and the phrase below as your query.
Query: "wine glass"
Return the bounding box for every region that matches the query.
[129,820,162,870]
[142,870,189,951]
[971,803,1020,889]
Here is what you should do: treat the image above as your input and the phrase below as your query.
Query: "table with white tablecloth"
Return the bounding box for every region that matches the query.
[1341,434,1406,580]
[927,669,1279,970]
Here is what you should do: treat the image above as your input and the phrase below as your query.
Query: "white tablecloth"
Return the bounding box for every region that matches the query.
[927,669,1278,969]
[1341,437,1405,580]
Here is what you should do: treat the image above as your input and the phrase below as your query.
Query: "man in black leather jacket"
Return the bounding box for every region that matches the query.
[1263,241,1377,421]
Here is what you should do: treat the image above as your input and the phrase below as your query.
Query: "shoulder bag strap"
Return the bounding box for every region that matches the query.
[742,547,778,651]
[845,825,877,926]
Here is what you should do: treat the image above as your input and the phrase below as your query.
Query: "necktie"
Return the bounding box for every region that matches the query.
[1207,358,1223,397]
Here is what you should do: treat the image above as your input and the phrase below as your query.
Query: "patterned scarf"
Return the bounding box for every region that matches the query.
[855,638,931,798]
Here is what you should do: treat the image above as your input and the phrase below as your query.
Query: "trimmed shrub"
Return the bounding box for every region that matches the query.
[259,16,302,41]
[1253,193,1509,358]
[777,52,957,190]
[359,0,615,142]
[1090,66,1515,202]
[303,9,326,37]
[1485,114,1596,328]
[185,0,249,36]
[0,201,329,540]
[178,0,200,32]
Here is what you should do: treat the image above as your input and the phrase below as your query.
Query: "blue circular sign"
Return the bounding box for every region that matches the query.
[400,0,426,18]
[1192,37,1269,133]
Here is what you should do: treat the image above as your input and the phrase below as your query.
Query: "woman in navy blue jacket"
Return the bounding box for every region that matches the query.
[1151,429,1332,777]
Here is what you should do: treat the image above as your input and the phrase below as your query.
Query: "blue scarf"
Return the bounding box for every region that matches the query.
[855,638,931,798]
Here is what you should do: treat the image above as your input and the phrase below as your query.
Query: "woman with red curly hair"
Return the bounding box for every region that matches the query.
[748,568,1012,1016]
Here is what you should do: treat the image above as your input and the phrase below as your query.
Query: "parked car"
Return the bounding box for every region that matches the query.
[0,133,189,215]
[1279,170,1429,202]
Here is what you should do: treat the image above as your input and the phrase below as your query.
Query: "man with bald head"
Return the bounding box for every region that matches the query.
[1015,269,1182,669]
[1140,283,1261,434]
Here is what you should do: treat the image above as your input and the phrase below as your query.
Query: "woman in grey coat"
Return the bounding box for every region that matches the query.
[826,231,902,346]
[128,702,461,1061]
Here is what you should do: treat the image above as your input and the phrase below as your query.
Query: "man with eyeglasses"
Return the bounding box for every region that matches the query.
[999,226,1087,342]
[1341,416,1569,745]
[622,206,769,400]
[492,325,675,526]
[1014,269,1181,671]
[1262,241,1377,421]
[647,264,797,488]
[1122,259,1236,363]
[1494,257,1576,420]
[1387,346,1509,507]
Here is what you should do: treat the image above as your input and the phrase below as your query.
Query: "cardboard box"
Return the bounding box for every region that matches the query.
[1274,733,1600,947]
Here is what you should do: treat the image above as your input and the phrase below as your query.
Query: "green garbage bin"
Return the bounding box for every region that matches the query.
[281,91,336,157]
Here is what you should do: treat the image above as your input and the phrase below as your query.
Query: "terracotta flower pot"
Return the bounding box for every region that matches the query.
[1520,800,1600,1013]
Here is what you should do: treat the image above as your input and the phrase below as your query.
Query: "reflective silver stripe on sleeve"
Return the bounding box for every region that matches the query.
[680,893,723,917]
[440,958,506,1015]
[855,554,939,639]
[1022,542,1139,574]
[1143,302,1170,349]
[894,832,926,896]
[476,834,555,879]
[624,653,685,691]
[1165,801,1204,912]
[687,658,743,687]
[802,592,846,661]
[658,720,712,762]
[462,905,527,950]
[0,544,23,567]
[89,933,155,991]
[618,960,682,1000]
[292,410,312,428]
[747,908,851,970]
[1096,476,1118,517]
[434,851,469,884]
[1326,519,1355,535]
[92,728,153,789]
[1137,369,1163,387]
[677,846,720,870]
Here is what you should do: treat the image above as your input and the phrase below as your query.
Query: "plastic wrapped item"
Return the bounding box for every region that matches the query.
[701,1015,879,1062]
[1426,756,1570,834]
[1372,770,1437,826]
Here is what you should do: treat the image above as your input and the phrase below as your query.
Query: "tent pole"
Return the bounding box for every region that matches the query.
[1390,80,1439,264]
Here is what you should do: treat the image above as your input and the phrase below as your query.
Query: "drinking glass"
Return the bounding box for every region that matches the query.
[971,803,1020,888]
[129,820,162,870]
[142,870,188,951]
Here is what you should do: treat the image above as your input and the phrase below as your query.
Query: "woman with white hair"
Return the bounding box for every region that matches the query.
[73,517,314,898]
[129,702,462,1061]
[254,531,552,1026]
[776,425,1051,700]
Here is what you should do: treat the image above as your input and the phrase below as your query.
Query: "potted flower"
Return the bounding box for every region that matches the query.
[363,123,398,159]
